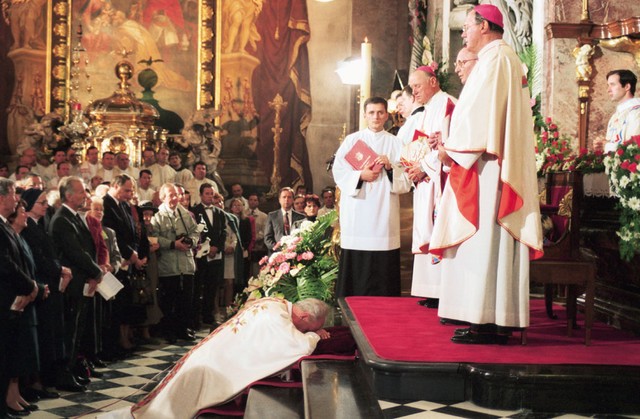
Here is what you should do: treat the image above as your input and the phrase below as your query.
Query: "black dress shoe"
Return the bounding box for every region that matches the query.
[86,361,104,378]
[18,404,37,412]
[75,374,90,385]
[5,407,29,417]
[90,358,108,368]
[29,388,59,399]
[440,317,469,326]
[56,371,86,392]
[177,330,196,341]
[451,330,509,345]
[417,298,439,309]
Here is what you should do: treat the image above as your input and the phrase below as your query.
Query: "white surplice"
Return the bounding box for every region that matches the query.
[332,128,410,251]
[605,97,640,153]
[430,40,543,328]
[149,163,177,189]
[100,298,320,419]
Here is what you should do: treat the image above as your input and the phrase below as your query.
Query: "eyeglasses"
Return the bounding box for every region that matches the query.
[462,20,483,33]
[455,58,478,68]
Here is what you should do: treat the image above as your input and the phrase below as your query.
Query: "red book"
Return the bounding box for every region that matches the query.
[344,139,383,171]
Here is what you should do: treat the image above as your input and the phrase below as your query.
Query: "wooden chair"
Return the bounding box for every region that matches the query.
[530,172,596,345]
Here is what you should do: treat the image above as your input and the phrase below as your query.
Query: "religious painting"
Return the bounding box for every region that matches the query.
[47,0,216,127]
[217,0,313,194]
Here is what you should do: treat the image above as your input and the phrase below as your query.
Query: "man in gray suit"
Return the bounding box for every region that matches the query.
[264,187,305,254]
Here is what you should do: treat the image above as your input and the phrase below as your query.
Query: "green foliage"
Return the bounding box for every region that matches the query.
[231,210,339,314]
[604,136,640,261]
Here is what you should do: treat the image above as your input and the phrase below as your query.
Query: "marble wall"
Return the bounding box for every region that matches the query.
[544,0,640,148]
[306,0,411,193]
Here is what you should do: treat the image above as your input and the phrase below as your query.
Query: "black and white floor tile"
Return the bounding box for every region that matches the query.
[24,332,640,419]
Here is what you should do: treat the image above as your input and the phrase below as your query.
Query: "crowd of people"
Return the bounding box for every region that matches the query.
[4,4,639,418]
[0,145,337,417]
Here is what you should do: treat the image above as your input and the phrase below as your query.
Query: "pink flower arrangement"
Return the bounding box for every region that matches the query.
[229,211,339,315]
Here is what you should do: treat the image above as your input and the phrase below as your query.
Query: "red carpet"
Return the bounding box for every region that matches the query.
[345,296,640,365]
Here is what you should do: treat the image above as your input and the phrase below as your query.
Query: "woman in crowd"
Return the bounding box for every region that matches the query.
[7,200,48,415]
[303,194,321,222]
[293,194,321,229]
[293,194,306,213]
[21,188,72,397]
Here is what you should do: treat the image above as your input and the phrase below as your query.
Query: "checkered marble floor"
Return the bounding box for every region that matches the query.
[26,330,640,419]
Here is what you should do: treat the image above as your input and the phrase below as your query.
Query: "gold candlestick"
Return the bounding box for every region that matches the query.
[581,0,590,22]
[267,94,288,197]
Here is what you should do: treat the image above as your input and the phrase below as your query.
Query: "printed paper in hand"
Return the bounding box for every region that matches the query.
[96,272,124,300]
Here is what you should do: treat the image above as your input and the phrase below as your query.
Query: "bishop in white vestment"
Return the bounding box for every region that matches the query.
[430,6,543,343]
[401,67,457,301]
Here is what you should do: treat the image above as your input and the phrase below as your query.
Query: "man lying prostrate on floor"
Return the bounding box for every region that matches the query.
[101,297,330,419]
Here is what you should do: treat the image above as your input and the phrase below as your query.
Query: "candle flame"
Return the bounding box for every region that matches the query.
[364,37,368,43]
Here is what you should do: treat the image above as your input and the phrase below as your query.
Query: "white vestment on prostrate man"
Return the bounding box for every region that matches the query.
[605,97,640,153]
[400,91,456,299]
[430,40,543,328]
[100,298,320,419]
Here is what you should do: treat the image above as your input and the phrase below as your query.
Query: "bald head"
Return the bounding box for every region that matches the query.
[408,69,440,105]
[455,48,478,84]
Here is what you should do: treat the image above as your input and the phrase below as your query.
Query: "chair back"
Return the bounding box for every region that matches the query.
[538,171,583,260]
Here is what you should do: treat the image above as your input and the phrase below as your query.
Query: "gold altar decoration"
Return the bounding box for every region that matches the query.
[83,54,163,165]
[599,37,640,69]
[267,94,288,197]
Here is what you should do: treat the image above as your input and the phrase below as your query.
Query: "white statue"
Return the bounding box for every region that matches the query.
[573,43,595,81]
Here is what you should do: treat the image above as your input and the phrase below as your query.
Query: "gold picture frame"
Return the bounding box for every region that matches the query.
[46,0,218,117]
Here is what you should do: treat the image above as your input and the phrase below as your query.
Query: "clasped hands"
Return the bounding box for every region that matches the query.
[360,155,391,182]
[13,280,48,311]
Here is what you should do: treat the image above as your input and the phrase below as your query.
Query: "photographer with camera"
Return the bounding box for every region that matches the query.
[152,183,201,343]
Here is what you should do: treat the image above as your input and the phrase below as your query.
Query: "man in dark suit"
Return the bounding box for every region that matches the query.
[0,178,39,418]
[191,184,227,326]
[264,187,305,254]
[49,176,103,392]
[102,174,148,353]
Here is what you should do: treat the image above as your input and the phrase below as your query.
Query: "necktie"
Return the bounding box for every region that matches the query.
[75,213,88,231]
[283,212,290,235]
[120,202,135,232]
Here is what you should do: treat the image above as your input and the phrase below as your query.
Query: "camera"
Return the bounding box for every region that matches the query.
[176,234,194,247]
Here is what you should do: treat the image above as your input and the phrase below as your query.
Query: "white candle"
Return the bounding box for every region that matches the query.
[359,37,372,130]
